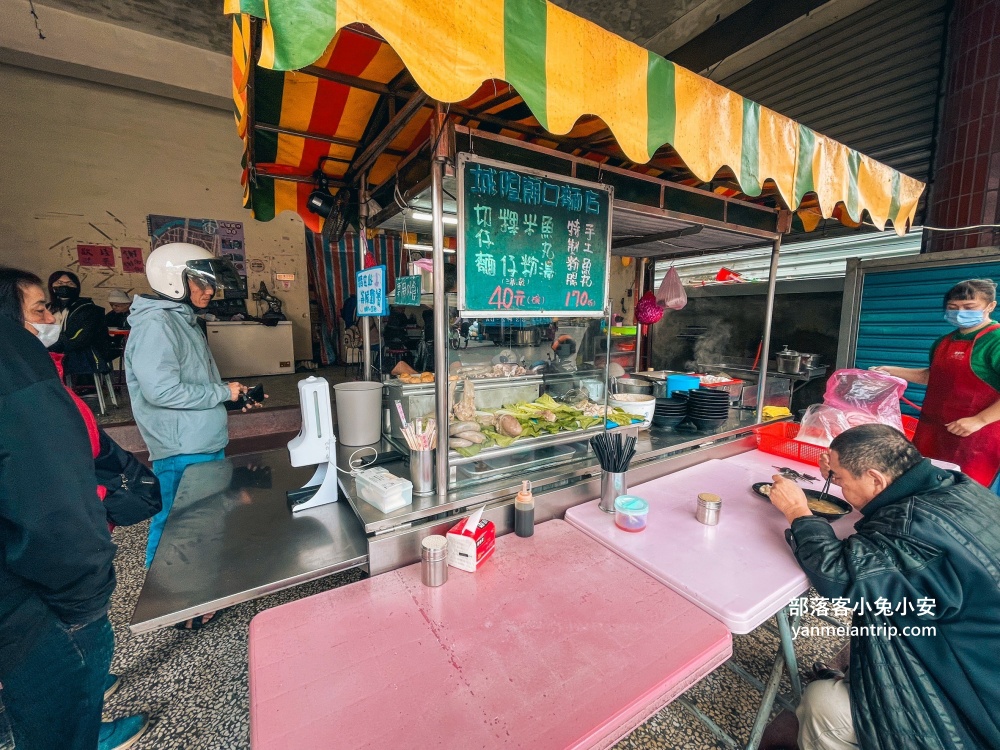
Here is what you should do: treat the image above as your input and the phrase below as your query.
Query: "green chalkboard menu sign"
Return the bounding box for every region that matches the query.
[457,154,612,317]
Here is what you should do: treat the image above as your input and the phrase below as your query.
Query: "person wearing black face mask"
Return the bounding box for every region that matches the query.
[47,271,114,380]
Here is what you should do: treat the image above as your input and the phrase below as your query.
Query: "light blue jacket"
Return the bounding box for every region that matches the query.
[125,296,231,461]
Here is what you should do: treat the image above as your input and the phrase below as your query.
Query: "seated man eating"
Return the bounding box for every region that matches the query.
[767,424,1000,750]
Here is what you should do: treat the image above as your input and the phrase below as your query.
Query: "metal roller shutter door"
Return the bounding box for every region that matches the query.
[853,261,1000,413]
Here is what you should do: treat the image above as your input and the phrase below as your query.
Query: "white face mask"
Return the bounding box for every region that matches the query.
[33,322,61,348]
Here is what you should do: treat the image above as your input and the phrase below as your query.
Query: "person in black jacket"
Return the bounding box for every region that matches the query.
[48,270,113,377]
[0,313,118,749]
[766,425,1000,750]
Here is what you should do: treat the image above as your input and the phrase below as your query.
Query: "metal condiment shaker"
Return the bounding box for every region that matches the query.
[696,493,722,526]
[421,535,448,587]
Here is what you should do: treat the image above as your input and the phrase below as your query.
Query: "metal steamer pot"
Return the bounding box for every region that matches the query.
[510,327,541,347]
[612,374,667,399]
[775,347,803,375]
[798,353,821,369]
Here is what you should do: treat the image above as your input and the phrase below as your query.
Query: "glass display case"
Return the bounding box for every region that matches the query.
[385,312,640,490]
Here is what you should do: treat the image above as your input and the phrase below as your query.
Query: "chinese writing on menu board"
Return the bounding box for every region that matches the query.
[459,157,610,317]
[356,265,388,317]
[394,275,422,306]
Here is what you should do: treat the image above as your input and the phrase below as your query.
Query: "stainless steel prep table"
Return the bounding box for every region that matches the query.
[131,411,766,631]
[129,451,368,633]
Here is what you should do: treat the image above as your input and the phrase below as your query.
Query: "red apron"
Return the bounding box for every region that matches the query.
[913,323,1000,485]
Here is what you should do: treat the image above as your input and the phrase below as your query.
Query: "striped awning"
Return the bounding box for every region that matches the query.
[226,0,924,236]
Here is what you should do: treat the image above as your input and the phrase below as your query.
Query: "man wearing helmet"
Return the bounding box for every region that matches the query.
[124,244,258,616]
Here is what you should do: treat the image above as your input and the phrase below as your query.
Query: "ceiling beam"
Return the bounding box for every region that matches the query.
[253,122,408,157]
[344,90,429,184]
[667,0,829,73]
[254,170,345,189]
[301,65,395,96]
[643,0,753,58]
[612,225,703,250]
[707,0,879,80]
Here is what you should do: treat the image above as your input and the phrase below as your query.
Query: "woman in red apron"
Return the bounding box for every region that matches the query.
[876,279,1000,489]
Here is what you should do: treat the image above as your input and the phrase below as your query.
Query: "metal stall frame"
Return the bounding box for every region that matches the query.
[837,245,1000,369]
[376,123,793,486]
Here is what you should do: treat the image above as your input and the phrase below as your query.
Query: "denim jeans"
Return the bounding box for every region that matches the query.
[0,614,113,750]
[146,450,225,568]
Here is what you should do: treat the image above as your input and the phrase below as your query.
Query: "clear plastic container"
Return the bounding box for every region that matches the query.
[614,495,649,533]
[354,467,413,513]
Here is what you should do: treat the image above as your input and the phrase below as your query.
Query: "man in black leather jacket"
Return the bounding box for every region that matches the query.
[768,424,1000,750]
[0,315,117,748]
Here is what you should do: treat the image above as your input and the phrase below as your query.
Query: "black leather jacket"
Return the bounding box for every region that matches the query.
[787,460,1000,749]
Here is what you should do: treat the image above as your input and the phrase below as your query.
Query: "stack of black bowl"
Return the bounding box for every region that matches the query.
[653,397,687,429]
[685,387,730,430]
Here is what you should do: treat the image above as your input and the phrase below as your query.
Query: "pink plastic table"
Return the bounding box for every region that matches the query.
[564,451,858,749]
[565,454,855,634]
[249,520,731,750]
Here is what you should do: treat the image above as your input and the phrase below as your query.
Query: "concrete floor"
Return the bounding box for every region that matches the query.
[106,515,849,749]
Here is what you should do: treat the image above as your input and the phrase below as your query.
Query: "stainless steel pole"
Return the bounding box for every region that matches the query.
[756,235,782,422]
[633,258,646,372]
[358,175,372,380]
[431,107,450,497]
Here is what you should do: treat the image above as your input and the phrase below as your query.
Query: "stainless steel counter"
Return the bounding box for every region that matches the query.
[129,452,368,634]
[130,411,764,631]
[345,410,760,535]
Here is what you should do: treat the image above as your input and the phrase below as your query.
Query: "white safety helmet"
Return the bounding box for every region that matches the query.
[145,243,243,301]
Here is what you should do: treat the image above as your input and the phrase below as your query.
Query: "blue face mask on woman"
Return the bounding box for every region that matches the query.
[944,309,988,328]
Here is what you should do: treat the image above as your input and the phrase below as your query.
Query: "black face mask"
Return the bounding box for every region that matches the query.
[52,286,79,302]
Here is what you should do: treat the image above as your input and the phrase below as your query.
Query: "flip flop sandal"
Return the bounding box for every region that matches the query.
[174,609,225,631]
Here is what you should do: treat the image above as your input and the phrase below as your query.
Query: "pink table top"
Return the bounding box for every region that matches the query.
[565,451,858,634]
[249,520,731,750]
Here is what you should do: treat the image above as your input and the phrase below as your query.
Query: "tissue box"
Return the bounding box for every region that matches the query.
[354,467,413,513]
[446,517,495,572]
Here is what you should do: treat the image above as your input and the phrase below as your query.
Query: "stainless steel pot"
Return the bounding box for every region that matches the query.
[775,347,802,375]
[612,376,655,396]
[798,353,820,369]
[630,373,669,399]
[510,327,540,347]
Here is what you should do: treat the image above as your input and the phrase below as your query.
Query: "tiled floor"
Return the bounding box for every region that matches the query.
[105,518,848,749]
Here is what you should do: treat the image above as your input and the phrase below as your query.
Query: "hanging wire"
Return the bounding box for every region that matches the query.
[28,0,45,39]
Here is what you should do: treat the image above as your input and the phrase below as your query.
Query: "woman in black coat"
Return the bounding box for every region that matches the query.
[47,271,113,376]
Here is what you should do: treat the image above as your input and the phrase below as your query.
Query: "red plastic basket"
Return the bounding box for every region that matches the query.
[754,422,825,466]
[756,416,920,466]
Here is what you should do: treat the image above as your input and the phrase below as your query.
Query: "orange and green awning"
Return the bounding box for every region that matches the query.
[226,0,924,235]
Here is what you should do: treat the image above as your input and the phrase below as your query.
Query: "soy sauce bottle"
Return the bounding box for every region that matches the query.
[514,480,534,538]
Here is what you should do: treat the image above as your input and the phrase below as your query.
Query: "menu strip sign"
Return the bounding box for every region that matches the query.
[457,154,612,317]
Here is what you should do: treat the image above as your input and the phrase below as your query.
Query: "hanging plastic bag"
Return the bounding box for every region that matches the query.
[797,404,852,447]
[822,369,907,432]
[655,266,688,310]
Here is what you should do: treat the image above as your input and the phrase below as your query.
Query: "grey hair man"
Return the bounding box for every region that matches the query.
[767,424,1000,750]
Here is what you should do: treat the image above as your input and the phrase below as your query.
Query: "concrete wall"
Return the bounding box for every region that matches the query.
[0,63,313,359]
[647,279,844,410]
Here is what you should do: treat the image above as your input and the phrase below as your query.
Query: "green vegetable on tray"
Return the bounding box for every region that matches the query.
[449,393,626,455]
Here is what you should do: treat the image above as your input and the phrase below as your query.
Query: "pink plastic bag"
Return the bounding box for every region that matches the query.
[798,404,852,447]
[656,266,688,310]
[822,369,908,433]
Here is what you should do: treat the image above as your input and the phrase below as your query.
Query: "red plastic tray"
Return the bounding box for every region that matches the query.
[755,417,919,467]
